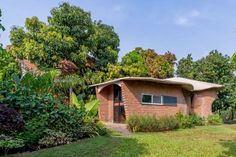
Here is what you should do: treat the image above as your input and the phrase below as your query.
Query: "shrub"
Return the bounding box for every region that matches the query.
[0,104,24,134]
[190,114,205,126]
[1,74,106,149]
[127,115,142,132]
[127,114,206,132]
[94,121,108,136]
[219,109,235,121]
[0,134,24,157]
[127,115,179,132]
[39,129,73,147]
[158,116,179,131]
[18,114,49,145]
[47,104,87,138]
[176,113,204,128]
[4,86,58,121]
[207,114,223,125]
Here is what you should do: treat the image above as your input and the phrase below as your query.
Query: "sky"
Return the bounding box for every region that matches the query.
[0,0,236,60]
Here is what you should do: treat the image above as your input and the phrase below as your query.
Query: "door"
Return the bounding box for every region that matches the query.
[113,84,126,123]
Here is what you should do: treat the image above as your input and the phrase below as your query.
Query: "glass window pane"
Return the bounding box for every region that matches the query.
[114,85,122,102]
[142,94,152,103]
[163,96,177,105]
[153,95,161,104]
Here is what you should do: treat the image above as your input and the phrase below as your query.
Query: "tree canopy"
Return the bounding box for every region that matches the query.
[121,48,176,78]
[91,48,176,82]
[177,50,235,117]
[0,9,5,31]
[9,3,119,72]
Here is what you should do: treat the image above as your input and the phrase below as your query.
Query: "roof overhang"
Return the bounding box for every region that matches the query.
[90,77,223,92]
[90,77,195,92]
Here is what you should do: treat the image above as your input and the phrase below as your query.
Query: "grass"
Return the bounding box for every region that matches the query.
[12,124,236,157]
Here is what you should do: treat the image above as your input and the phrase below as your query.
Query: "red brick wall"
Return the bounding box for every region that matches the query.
[96,81,218,122]
[192,89,217,117]
[96,85,114,122]
[121,80,189,119]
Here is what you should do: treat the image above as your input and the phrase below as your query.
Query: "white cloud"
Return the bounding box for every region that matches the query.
[175,9,200,27]
[175,17,190,26]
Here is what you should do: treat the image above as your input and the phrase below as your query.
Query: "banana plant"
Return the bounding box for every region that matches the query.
[70,91,100,117]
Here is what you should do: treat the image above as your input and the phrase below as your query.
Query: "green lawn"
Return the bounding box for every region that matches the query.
[15,124,236,157]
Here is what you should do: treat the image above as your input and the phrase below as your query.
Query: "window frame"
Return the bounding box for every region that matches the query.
[162,95,177,106]
[141,93,177,106]
[141,93,153,104]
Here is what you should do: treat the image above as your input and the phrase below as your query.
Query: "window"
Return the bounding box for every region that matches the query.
[114,85,122,102]
[163,96,177,105]
[141,93,177,106]
[142,94,152,103]
[153,95,161,103]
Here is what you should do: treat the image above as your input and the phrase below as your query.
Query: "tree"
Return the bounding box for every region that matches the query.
[121,49,148,77]
[120,48,176,78]
[176,54,195,79]
[0,48,19,84]
[142,49,176,78]
[10,2,119,71]
[0,9,5,31]
[177,50,235,118]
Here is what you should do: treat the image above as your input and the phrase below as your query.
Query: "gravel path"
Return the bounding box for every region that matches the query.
[104,123,131,137]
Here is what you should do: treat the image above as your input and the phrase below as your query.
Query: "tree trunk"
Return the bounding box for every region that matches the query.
[4,149,8,157]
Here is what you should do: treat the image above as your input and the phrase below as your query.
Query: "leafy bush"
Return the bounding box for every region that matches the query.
[48,104,87,138]
[94,121,108,136]
[0,134,24,157]
[4,85,58,121]
[82,118,108,136]
[1,71,106,150]
[127,114,206,132]
[190,114,205,126]
[18,114,49,145]
[127,115,179,132]
[220,109,235,121]
[70,91,100,117]
[207,114,223,125]
[0,48,19,84]
[0,104,24,133]
[158,116,179,131]
[126,115,141,132]
[39,129,73,147]
[176,113,204,128]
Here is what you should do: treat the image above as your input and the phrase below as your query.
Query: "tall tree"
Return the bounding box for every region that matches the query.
[0,9,5,31]
[121,49,148,77]
[177,50,235,117]
[10,2,119,71]
[119,48,176,78]
[176,54,195,79]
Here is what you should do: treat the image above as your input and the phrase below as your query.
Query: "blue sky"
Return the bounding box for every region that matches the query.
[0,0,236,60]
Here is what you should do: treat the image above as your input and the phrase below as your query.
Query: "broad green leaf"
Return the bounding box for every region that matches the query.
[85,100,100,117]
[70,91,82,109]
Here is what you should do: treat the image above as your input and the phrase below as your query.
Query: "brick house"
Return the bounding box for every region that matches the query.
[90,77,222,123]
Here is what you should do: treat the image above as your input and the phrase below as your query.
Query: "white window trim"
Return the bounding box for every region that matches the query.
[141,93,177,106]
[141,93,153,104]
[141,93,162,105]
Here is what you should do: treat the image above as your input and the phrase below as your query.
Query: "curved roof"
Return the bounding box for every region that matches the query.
[165,77,223,91]
[90,77,223,92]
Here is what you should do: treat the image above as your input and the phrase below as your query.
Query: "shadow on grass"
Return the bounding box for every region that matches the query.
[110,137,149,157]
[224,120,236,125]
[5,136,149,157]
[219,138,236,157]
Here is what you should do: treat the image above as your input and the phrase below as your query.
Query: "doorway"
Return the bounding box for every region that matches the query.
[113,84,126,123]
